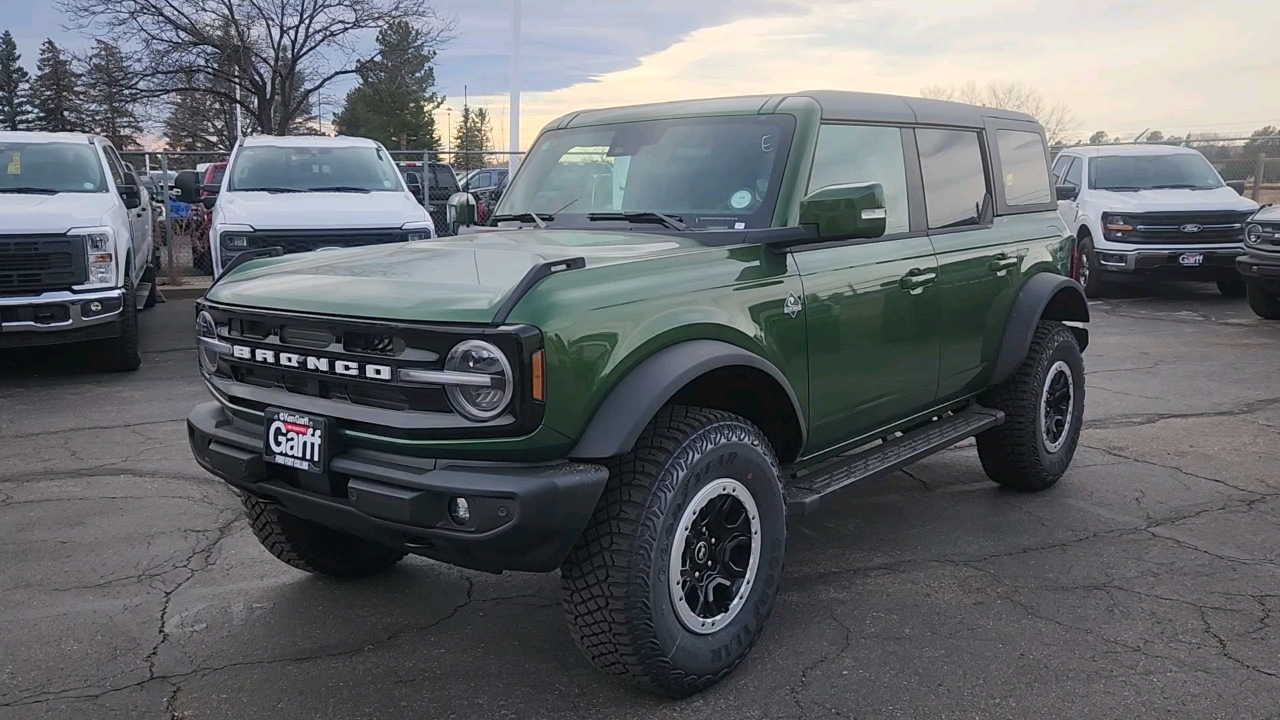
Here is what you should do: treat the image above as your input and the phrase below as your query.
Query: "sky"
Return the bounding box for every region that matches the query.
[2,0,1278,150]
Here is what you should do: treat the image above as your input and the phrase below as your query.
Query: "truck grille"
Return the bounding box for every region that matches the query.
[0,236,88,294]
[1124,211,1254,245]
[234,229,407,257]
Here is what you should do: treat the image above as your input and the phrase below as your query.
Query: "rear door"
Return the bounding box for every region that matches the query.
[792,123,941,453]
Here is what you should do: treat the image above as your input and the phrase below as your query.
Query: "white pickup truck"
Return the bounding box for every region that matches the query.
[177,135,435,277]
[0,132,155,371]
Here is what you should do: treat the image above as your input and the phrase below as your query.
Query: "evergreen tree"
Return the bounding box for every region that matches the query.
[452,105,492,172]
[0,30,33,130]
[30,39,82,132]
[333,20,443,150]
[81,40,141,148]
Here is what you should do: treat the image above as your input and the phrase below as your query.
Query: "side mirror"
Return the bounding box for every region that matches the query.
[173,170,202,204]
[1227,180,1247,196]
[799,182,886,241]
[447,191,476,232]
[405,171,424,203]
[201,183,221,196]
[201,196,217,210]
[1055,184,1080,201]
[118,172,141,210]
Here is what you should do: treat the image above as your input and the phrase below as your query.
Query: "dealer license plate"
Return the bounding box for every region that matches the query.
[263,409,330,473]
[1178,252,1205,267]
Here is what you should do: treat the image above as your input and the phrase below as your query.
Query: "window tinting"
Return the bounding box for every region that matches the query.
[1063,157,1082,188]
[996,130,1051,206]
[917,129,988,230]
[808,124,910,236]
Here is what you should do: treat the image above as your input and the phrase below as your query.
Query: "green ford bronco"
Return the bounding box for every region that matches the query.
[187,90,1089,696]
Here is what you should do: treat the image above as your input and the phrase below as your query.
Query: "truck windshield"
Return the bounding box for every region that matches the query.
[1089,153,1224,191]
[496,114,796,230]
[0,142,107,194]
[228,145,403,192]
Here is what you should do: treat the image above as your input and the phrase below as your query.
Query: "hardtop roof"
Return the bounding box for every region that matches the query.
[544,90,1039,134]
[1056,144,1206,159]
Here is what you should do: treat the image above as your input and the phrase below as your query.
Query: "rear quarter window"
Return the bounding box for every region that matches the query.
[996,130,1052,206]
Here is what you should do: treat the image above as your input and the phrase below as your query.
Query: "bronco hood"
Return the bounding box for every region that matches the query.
[204,229,701,324]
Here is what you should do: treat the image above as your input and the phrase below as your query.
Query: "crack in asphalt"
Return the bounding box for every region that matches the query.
[0,418,188,441]
[1086,395,1280,430]
[1080,443,1269,496]
[786,604,855,717]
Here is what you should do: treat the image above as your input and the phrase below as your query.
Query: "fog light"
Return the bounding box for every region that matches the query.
[89,301,103,313]
[448,497,471,525]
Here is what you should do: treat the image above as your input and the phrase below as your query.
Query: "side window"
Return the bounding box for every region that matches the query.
[101,145,126,185]
[807,124,911,236]
[996,130,1052,206]
[1051,154,1072,185]
[1063,158,1083,189]
[916,129,989,230]
[472,171,491,189]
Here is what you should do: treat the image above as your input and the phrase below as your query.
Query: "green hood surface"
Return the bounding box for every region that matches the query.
[204,230,704,323]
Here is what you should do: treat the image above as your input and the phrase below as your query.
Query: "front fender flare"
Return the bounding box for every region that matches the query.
[990,273,1090,386]
[568,339,806,460]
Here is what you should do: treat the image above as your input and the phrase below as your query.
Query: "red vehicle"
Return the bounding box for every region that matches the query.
[190,162,226,274]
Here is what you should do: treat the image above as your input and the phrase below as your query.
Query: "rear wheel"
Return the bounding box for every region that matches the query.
[561,406,786,697]
[1246,280,1280,320]
[1217,275,1247,298]
[242,494,406,578]
[977,321,1085,491]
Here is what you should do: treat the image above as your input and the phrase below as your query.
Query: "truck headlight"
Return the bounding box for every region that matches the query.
[1246,224,1264,245]
[443,340,513,421]
[70,229,116,286]
[196,310,220,375]
[222,235,250,249]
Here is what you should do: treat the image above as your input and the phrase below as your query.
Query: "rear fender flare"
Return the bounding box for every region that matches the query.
[990,273,1090,386]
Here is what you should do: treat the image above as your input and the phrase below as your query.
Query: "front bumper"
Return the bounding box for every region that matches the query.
[0,288,126,349]
[1091,244,1243,278]
[187,401,608,573]
[1237,252,1280,292]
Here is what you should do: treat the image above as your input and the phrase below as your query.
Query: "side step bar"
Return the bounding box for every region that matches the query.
[785,406,1004,515]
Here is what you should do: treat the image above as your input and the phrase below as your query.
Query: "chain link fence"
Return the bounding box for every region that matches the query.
[1049,138,1280,205]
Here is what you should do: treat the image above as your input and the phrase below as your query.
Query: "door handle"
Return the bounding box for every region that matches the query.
[989,255,1020,272]
[899,269,938,292]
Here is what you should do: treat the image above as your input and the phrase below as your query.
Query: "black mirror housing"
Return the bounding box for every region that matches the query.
[1055,184,1080,202]
[799,182,887,241]
[173,170,202,204]
[201,196,217,210]
[1227,180,1247,196]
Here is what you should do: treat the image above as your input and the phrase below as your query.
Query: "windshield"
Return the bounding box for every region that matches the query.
[0,142,107,194]
[1089,153,1224,191]
[497,114,796,230]
[228,145,403,192]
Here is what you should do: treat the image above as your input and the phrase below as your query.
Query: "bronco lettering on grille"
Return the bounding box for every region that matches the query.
[230,344,393,382]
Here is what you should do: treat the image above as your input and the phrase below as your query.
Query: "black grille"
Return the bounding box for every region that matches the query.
[0,236,88,293]
[233,229,406,257]
[1121,211,1254,245]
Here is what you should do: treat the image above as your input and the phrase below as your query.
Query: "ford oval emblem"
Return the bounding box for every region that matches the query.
[1180,224,1203,234]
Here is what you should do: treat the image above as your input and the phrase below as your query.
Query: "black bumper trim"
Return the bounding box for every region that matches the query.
[0,318,121,349]
[187,401,609,573]
[1237,254,1280,282]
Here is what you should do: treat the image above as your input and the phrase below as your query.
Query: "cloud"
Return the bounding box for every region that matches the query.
[455,0,1280,150]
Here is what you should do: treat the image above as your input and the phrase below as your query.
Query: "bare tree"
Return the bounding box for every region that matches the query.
[921,81,1078,145]
[58,0,452,136]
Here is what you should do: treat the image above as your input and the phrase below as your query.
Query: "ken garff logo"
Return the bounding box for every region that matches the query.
[1180,224,1204,234]
[784,292,803,318]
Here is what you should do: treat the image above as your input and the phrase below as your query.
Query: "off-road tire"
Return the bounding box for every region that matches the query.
[1076,235,1107,299]
[977,321,1084,491]
[561,406,786,697]
[94,269,142,372]
[1217,275,1247,298]
[242,494,406,578]
[1247,280,1280,320]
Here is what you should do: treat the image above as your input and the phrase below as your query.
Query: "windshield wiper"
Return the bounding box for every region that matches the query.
[0,187,59,195]
[1151,184,1214,190]
[587,211,688,231]
[306,186,372,194]
[491,212,550,229]
[238,187,306,193]
[1097,186,1145,192]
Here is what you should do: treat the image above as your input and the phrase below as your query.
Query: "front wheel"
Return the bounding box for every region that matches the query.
[93,269,141,372]
[1217,275,1247,298]
[977,321,1085,491]
[561,406,786,697]
[1076,236,1107,299]
[1247,280,1280,320]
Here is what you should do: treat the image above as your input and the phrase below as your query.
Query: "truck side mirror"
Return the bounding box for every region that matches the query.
[447,191,476,232]
[799,182,886,241]
[1227,180,1247,196]
[1055,184,1080,201]
[118,171,142,210]
[173,170,202,204]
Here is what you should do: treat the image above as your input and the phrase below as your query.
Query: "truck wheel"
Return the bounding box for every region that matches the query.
[561,406,786,697]
[1217,275,1247,298]
[242,494,406,578]
[976,321,1084,491]
[1076,236,1106,299]
[94,269,142,372]
[1247,281,1280,320]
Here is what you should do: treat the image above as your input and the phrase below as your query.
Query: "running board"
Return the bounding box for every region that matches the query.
[785,406,1004,515]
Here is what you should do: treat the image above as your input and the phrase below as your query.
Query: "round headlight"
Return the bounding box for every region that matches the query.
[444,340,513,421]
[1246,224,1264,245]
[196,311,219,375]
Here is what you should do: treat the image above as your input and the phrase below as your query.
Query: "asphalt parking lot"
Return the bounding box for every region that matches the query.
[2,284,1280,720]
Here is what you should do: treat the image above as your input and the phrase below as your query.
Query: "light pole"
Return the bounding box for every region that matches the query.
[509,0,521,175]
